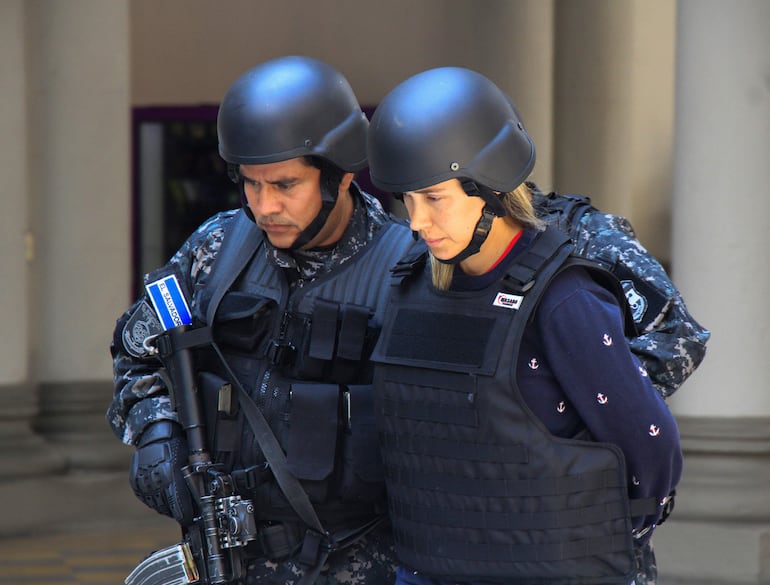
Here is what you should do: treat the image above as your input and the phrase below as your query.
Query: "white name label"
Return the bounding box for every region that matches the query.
[493,292,523,310]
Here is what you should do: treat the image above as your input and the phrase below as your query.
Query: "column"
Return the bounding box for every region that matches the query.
[656,1,770,584]
[26,0,133,471]
[553,0,677,263]
[448,0,557,188]
[0,0,65,480]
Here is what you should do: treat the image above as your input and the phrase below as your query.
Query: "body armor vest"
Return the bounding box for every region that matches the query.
[372,227,651,584]
[192,210,415,531]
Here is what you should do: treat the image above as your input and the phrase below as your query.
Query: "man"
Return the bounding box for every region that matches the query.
[108,56,414,584]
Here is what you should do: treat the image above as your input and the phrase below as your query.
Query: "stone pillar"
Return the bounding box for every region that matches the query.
[655,1,770,584]
[553,0,677,263]
[26,0,132,471]
[452,0,557,188]
[0,0,66,479]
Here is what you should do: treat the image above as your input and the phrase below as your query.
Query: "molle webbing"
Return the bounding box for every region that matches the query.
[373,226,639,584]
[394,529,633,565]
[197,213,414,550]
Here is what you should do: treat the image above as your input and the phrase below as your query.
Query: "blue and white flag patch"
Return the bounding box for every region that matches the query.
[145,274,193,330]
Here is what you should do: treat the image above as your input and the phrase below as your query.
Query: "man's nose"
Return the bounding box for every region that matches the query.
[250,187,282,217]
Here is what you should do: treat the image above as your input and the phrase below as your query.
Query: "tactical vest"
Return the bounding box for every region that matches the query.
[192,210,416,530]
[371,226,653,585]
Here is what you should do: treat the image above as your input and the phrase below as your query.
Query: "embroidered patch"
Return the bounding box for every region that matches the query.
[493,292,523,310]
[122,299,163,358]
[621,279,648,324]
[145,274,192,330]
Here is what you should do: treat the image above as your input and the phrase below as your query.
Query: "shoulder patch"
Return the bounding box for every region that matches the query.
[621,279,648,324]
[122,299,163,358]
[145,273,193,330]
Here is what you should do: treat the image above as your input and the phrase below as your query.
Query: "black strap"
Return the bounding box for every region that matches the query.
[206,211,264,327]
[308,300,339,360]
[209,342,330,585]
[500,227,572,293]
[389,241,428,285]
[336,305,369,361]
[210,349,325,536]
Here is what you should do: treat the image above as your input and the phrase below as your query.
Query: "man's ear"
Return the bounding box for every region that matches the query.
[339,172,355,194]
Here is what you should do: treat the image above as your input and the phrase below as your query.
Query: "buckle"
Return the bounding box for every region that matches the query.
[298,529,336,567]
[267,340,296,367]
[231,463,270,492]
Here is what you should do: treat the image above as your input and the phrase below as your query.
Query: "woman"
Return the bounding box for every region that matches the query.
[367,67,682,585]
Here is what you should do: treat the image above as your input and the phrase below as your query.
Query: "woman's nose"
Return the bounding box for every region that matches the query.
[406,198,429,232]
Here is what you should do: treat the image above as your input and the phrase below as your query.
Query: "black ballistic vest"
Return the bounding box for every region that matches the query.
[193,210,415,527]
[372,227,649,585]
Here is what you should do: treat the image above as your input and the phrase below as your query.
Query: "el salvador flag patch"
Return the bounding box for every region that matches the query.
[145,274,192,330]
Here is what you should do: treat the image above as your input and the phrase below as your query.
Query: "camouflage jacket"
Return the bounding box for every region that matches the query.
[531,184,710,397]
[107,187,394,446]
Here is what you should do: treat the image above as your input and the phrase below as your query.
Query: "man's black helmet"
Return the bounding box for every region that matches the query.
[368,67,535,194]
[218,56,368,171]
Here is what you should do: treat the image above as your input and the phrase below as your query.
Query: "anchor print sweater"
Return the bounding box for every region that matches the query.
[451,229,683,536]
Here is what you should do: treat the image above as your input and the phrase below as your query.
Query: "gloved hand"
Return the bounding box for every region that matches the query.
[129,420,196,526]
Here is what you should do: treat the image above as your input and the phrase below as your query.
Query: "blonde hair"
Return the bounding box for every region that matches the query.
[430,182,543,290]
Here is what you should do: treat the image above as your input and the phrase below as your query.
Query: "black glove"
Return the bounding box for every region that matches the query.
[129,420,196,526]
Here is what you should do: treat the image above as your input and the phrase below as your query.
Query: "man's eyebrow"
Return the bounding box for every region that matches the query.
[266,177,298,185]
[411,187,443,195]
[242,175,299,185]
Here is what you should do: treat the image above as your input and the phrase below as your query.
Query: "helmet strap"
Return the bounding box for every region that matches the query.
[435,205,497,265]
[433,178,506,264]
[229,163,257,222]
[289,164,343,250]
[459,178,507,217]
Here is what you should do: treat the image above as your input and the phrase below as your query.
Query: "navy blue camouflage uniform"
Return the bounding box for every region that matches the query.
[109,188,402,584]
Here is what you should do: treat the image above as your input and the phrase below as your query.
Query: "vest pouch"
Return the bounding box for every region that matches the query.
[213,291,277,354]
[285,382,340,502]
[198,371,239,462]
[338,384,385,502]
[278,311,325,380]
[278,302,376,384]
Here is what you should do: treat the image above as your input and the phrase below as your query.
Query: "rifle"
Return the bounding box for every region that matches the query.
[125,274,258,585]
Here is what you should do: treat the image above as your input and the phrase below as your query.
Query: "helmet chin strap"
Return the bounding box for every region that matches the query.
[434,179,506,265]
[289,163,345,250]
[434,205,497,265]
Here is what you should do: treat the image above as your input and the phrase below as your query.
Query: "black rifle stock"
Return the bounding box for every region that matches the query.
[125,325,257,585]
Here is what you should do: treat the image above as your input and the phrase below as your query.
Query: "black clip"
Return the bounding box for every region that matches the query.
[267,340,296,367]
[298,529,335,567]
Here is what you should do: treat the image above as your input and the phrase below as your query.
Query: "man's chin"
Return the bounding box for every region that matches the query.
[263,231,298,250]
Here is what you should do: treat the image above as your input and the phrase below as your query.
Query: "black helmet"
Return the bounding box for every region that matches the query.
[218,56,368,171]
[368,67,535,194]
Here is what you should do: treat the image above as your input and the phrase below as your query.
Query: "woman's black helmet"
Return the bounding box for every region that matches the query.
[218,56,368,172]
[368,67,535,194]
